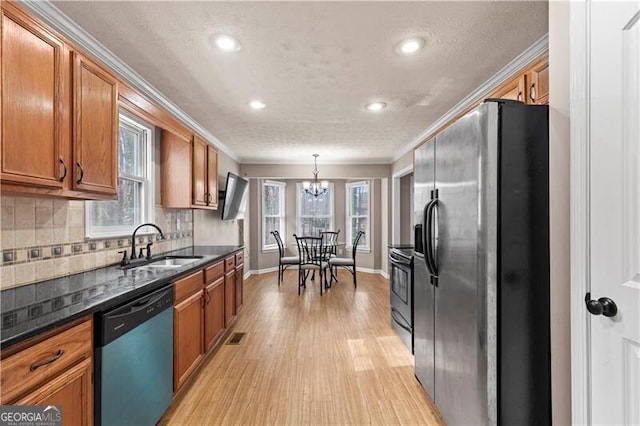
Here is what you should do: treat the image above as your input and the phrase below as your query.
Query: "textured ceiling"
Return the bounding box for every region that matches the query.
[53,1,548,164]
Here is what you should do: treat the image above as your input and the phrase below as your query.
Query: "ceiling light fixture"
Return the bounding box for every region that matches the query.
[249,100,266,110]
[365,102,387,112]
[396,37,425,55]
[213,33,241,52]
[302,154,329,198]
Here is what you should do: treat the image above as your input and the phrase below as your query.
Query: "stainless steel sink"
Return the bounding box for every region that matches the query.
[147,257,202,267]
[129,256,203,271]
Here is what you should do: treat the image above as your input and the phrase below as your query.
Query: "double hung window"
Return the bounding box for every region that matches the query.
[86,113,154,238]
[262,180,286,250]
[346,181,370,251]
[296,183,334,236]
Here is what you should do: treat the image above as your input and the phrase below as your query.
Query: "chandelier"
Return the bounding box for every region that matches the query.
[302,154,329,197]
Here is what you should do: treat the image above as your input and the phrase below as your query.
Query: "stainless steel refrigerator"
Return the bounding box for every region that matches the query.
[413,100,550,425]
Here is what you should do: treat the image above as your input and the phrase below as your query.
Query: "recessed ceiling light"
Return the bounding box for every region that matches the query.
[396,37,425,55]
[365,102,387,112]
[249,100,266,110]
[213,33,241,52]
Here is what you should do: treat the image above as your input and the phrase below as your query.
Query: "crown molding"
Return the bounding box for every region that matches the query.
[392,33,549,163]
[19,0,239,162]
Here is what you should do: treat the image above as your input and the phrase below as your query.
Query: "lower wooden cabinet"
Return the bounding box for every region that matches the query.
[18,358,92,426]
[235,264,244,313]
[173,253,242,392]
[224,269,236,327]
[173,290,204,392]
[0,317,93,425]
[204,276,225,352]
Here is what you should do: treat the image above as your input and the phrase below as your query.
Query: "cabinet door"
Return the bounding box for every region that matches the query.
[224,270,236,327]
[235,265,243,312]
[17,357,92,426]
[173,291,204,392]
[207,146,218,208]
[73,53,118,194]
[490,74,526,102]
[527,60,549,105]
[161,130,192,208]
[192,136,207,206]
[1,7,65,188]
[204,277,225,352]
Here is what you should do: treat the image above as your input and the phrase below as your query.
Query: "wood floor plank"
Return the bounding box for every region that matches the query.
[160,270,443,425]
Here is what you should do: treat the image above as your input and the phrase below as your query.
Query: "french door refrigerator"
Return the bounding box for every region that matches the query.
[413,100,550,425]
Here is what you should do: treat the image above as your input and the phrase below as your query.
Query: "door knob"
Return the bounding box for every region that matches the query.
[584,292,618,317]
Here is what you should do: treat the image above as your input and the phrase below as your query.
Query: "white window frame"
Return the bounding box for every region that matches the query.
[85,113,154,239]
[262,180,286,251]
[346,180,371,252]
[296,182,335,235]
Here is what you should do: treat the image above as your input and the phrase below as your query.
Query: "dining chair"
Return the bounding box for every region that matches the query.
[271,230,299,286]
[328,231,365,288]
[294,234,331,295]
[320,230,340,284]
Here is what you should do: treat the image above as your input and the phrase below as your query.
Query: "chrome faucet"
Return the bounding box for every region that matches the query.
[130,223,165,261]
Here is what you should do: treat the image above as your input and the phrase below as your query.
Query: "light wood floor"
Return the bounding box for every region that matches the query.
[161,270,443,425]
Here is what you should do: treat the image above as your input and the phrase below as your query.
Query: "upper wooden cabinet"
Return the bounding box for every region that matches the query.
[161,130,192,208]
[0,6,66,189]
[207,146,218,209]
[192,135,218,209]
[487,55,548,106]
[527,59,549,105]
[73,52,118,194]
[192,136,207,207]
[490,74,526,103]
[0,2,118,199]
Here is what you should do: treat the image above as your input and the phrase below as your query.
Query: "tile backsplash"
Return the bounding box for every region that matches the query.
[0,195,193,289]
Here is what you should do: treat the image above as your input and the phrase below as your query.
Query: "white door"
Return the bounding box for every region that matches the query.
[587,1,640,424]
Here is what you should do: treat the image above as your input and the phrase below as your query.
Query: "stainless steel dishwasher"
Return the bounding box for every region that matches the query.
[95,284,174,426]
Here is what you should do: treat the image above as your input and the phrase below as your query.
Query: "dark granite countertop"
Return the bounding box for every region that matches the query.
[0,245,244,349]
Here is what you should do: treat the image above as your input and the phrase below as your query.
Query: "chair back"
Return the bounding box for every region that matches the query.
[271,230,285,258]
[294,234,330,266]
[351,231,365,260]
[320,230,340,255]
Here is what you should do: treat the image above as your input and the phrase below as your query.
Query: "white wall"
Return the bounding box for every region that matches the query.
[549,2,571,424]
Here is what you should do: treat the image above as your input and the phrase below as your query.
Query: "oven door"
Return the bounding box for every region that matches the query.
[389,252,413,352]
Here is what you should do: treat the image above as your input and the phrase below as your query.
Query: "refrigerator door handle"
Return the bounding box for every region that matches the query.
[422,200,435,276]
[426,198,439,278]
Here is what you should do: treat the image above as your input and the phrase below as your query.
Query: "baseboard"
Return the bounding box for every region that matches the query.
[248,266,281,275]
[247,266,389,279]
[356,267,389,279]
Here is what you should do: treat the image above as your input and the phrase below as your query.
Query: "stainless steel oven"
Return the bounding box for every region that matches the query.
[389,248,414,353]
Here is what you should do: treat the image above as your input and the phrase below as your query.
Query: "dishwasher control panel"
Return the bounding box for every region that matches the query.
[97,284,174,346]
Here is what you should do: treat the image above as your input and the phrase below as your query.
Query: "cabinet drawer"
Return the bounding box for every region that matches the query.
[0,318,92,403]
[224,256,235,272]
[235,252,244,266]
[174,270,204,303]
[205,261,224,283]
